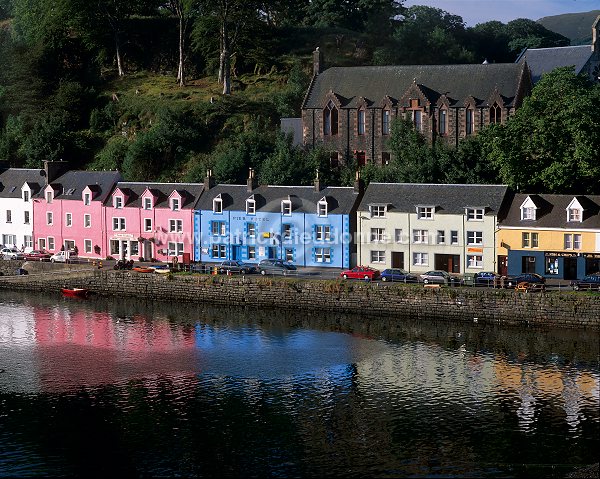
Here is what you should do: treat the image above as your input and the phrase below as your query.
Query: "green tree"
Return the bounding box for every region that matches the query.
[488,67,600,193]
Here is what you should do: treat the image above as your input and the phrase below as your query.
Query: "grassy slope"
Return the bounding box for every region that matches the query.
[538,10,600,45]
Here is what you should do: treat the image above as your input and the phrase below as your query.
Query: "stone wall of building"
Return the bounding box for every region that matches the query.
[1,270,598,330]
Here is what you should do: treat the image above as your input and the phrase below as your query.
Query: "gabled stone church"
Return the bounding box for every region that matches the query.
[301,49,532,166]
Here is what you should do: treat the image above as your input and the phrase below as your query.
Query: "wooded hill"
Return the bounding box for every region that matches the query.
[538,10,600,45]
[0,1,599,194]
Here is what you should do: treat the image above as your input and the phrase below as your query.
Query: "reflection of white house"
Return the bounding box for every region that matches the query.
[0,301,40,393]
[0,168,45,251]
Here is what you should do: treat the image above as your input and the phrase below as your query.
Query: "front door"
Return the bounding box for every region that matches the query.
[120,240,128,260]
[143,241,153,261]
[391,251,404,269]
[564,257,578,280]
[232,245,241,260]
[498,255,508,276]
[267,247,277,259]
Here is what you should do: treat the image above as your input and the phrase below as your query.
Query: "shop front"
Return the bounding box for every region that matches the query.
[109,234,139,260]
[509,250,599,280]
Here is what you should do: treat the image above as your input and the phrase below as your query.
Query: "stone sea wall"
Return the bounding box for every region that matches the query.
[1,269,599,330]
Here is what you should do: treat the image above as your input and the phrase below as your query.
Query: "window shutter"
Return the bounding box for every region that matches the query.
[209,221,213,236]
[292,248,296,263]
[311,248,316,264]
[329,248,334,264]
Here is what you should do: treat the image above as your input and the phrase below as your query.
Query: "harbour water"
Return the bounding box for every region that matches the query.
[0,291,598,478]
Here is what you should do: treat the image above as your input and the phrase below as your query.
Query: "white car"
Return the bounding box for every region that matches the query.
[50,251,78,263]
[1,247,24,260]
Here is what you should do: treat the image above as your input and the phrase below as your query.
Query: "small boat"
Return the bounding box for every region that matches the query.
[61,288,89,298]
[132,267,154,273]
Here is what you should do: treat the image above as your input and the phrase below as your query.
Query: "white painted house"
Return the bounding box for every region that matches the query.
[356,183,510,274]
[0,168,46,251]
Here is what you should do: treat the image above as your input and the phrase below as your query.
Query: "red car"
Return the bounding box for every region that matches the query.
[24,250,51,261]
[340,266,380,281]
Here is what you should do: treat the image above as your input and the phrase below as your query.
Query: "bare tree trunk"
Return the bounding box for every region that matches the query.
[177,13,185,87]
[115,37,124,77]
[222,47,230,94]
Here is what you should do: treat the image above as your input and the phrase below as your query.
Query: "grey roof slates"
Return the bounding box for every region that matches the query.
[108,182,204,209]
[41,170,123,202]
[0,168,46,198]
[358,183,509,215]
[304,64,524,109]
[196,184,360,215]
[500,193,600,229]
[516,45,593,83]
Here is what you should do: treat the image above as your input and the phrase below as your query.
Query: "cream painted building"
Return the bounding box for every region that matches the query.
[356,183,509,274]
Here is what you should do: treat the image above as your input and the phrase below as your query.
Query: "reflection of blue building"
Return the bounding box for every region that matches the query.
[194,169,363,268]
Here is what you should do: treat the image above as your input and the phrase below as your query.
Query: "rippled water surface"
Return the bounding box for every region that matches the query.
[0,291,598,478]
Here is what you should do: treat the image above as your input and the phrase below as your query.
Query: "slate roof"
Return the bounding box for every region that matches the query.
[303,63,526,109]
[44,170,123,202]
[0,168,46,198]
[358,183,510,215]
[196,184,361,215]
[500,194,600,229]
[516,45,593,83]
[108,182,204,209]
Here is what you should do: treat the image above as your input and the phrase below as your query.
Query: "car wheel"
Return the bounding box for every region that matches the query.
[219,268,225,274]
[51,259,55,263]
[261,270,266,276]
[381,276,387,282]
[508,281,513,288]
[240,269,246,274]
[423,279,429,284]
[343,274,348,280]
[364,275,370,280]
[573,284,580,291]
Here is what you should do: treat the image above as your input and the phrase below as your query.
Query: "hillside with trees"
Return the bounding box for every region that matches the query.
[0,0,598,194]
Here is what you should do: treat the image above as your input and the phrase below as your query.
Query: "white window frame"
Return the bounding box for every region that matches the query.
[467,231,483,245]
[568,208,581,222]
[246,197,256,215]
[437,230,445,244]
[38,238,46,250]
[467,255,483,269]
[46,191,53,203]
[24,235,33,248]
[282,200,292,216]
[114,196,123,209]
[112,217,126,231]
[282,224,292,240]
[315,247,331,263]
[417,206,434,220]
[466,208,484,221]
[48,237,55,251]
[212,221,226,236]
[248,246,256,259]
[370,250,385,263]
[522,207,536,220]
[370,228,385,243]
[168,241,184,256]
[315,225,331,241]
[171,198,180,211]
[144,197,152,210]
[317,198,328,217]
[169,219,183,233]
[211,244,226,259]
[574,234,582,249]
[24,211,30,224]
[394,229,403,243]
[144,218,152,232]
[84,239,92,254]
[522,232,531,248]
[65,212,72,227]
[412,229,428,244]
[84,214,91,228]
[6,210,11,223]
[213,195,223,214]
[412,252,428,266]
[370,205,387,218]
[247,223,256,238]
[83,193,91,206]
[450,230,459,245]
[47,212,53,225]
[23,190,30,202]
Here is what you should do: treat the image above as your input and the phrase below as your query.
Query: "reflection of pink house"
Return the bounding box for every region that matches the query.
[33,167,122,259]
[104,182,203,262]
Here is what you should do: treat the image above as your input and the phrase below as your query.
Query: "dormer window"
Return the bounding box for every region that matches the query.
[323,101,338,136]
[23,190,30,202]
[466,208,484,221]
[46,191,53,203]
[213,194,223,214]
[417,206,434,220]
[246,196,256,215]
[281,199,292,216]
[114,196,123,209]
[568,208,581,222]
[370,204,387,218]
[171,198,180,211]
[489,103,502,124]
[83,193,90,205]
[144,197,152,210]
[522,207,536,220]
[317,197,328,217]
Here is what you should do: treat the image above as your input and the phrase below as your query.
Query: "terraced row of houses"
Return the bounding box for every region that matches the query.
[0,161,599,280]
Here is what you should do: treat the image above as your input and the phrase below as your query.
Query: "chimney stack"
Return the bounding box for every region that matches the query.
[43,160,68,185]
[247,167,258,192]
[204,169,215,190]
[353,170,364,194]
[314,169,322,191]
[313,47,323,76]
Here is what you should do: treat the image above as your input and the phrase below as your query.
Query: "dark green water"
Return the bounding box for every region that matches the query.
[0,290,598,478]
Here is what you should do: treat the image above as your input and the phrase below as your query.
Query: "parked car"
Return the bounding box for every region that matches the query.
[50,251,78,263]
[23,250,51,261]
[570,274,600,291]
[258,259,296,275]
[380,268,418,283]
[418,270,461,285]
[473,271,502,287]
[340,266,380,281]
[218,260,257,274]
[1,247,24,260]
[504,273,545,288]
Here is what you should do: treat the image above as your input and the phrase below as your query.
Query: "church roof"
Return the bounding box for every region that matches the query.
[515,45,593,83]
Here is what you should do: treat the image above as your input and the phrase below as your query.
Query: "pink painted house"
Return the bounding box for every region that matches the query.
[33,168,122,259]
[104,182,203,263]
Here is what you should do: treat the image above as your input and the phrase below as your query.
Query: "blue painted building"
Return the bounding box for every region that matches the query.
[194,169,363,268]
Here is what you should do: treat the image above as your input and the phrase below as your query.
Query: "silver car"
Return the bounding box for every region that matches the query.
[1,247,24,260]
